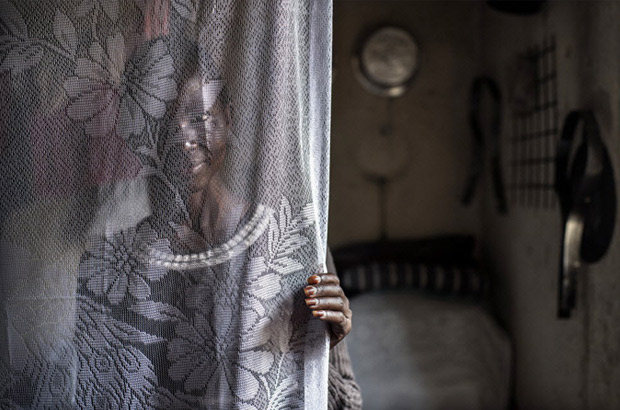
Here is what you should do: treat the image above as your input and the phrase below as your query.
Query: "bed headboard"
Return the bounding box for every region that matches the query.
[331,235,488,298]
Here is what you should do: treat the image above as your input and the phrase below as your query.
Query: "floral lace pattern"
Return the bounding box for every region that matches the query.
[80,224,172,304]
[1,199,321,409]
[77,198,314,408]
[0,0,331,408]
[64,34,177,141]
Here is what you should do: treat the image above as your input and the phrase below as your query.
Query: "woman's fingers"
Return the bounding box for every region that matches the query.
[307,273,340,286]
[312,309,347,322]
[304,284,343,298]
[305,272,352,348]
[304,273,348,314]
[305,296,346,311]
[312,309,352,348]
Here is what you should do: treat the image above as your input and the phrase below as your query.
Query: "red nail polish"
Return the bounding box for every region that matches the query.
[308,275,321,285]
[313,310,325,318]
[305,298,318,307]
[305,286,316,296]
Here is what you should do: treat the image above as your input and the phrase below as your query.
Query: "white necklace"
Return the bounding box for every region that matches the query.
[143,204,271,270]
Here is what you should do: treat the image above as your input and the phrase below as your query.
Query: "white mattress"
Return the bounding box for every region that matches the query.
[347,291,511,410]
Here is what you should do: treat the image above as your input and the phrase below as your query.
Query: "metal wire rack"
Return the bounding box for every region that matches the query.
[508,35,559,209]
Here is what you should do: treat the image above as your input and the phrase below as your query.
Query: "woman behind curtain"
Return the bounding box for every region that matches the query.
[0,1,340,408]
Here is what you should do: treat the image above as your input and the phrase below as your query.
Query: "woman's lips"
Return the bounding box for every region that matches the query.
[183,148,210,175]
[191,162,206,174]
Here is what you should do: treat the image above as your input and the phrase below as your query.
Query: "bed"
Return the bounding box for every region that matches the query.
[332,236,511,410]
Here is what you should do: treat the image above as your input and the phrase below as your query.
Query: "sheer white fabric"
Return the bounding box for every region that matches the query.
[0,1,332,408]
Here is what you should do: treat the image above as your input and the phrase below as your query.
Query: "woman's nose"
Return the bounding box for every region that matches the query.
[184,139,198,151]
[180,124,199,150]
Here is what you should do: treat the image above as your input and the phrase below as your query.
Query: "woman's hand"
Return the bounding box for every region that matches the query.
[305,273,352,349]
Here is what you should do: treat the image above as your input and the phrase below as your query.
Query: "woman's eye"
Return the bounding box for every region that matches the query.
[186,112,224,130]
[190,114,209,124]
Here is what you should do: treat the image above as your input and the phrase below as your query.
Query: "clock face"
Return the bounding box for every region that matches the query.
[355,26,419,97]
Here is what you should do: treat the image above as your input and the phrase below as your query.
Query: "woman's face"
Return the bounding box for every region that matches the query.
[176,82,230,192]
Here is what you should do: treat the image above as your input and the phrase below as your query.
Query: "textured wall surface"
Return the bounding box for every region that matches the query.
[330,1,620,409]
[574,3,620,409]
[329,1,482,246]
[480,2,620,409]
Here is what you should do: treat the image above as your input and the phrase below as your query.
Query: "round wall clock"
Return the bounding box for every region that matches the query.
[353,26,419,98]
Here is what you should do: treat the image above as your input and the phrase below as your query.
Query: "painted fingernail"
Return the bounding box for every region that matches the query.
[313,310,325,318]
[305,298,318,307]
[308,275,321,285]
[304,286,317,296]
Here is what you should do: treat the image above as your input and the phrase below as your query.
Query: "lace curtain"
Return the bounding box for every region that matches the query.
[0,1,332,408]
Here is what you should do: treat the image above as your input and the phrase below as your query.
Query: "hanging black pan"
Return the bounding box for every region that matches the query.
[555,110,616,318]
